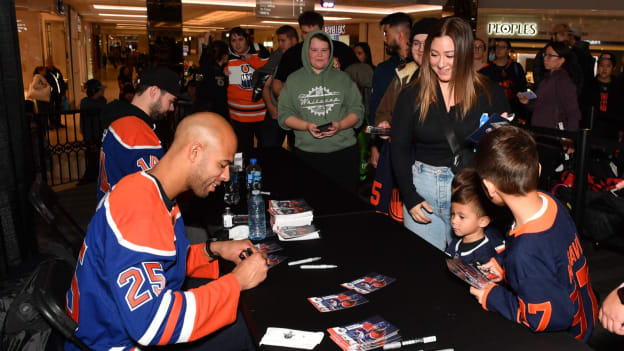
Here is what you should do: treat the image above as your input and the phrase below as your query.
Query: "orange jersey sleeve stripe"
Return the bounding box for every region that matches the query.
[109,116,161,149]
[481,283,498,311]
[187,273,240,342]
[186,244,219,279]
[157,291,183,345]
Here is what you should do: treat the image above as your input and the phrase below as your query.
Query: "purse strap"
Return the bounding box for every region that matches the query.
[441,112,463,169]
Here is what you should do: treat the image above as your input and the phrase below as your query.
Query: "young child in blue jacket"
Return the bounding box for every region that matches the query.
[471,126,597,342]
[446,168,505,265]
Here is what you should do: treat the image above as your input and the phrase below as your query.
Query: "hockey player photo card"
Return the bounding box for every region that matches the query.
[307,291,369,312]
[341,273,396,294]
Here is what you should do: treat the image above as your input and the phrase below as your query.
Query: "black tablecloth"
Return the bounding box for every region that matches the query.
[241,212,592,351]
[226,150,592,351]
[180,147,591,350]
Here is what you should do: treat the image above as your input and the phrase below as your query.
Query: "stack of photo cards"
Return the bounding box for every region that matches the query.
[328,315,401,350]
[268,199,314,228]
[446,257,492,289]
[308,291,368,312]
[341,273,396,294]
[274,224,320,241]
[269,199,320,241]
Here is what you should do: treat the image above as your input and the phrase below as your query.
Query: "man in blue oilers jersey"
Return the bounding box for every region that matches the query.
[68,113,268,350]
[97,66,180,203]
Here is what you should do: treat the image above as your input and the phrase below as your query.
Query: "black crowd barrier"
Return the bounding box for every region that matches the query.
[32,102,194,186]
[33,110,88,186]
[525,124,590,235]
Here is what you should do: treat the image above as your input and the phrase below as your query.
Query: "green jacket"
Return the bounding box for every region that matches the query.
[278,30,364,153]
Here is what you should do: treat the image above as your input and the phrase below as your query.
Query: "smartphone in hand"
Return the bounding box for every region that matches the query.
[317,122,332,133]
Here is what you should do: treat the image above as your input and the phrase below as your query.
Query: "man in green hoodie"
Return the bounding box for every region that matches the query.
[278,31,364,193]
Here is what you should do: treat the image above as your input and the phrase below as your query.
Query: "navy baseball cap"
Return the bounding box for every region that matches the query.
[136,66,182,98]
[598,52,616,66]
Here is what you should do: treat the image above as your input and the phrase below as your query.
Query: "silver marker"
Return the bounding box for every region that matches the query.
[382,336,437,350]
[300,264,337,269]
[288,257,322,266]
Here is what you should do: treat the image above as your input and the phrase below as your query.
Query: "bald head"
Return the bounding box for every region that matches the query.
[172,112,237,153]
[155,112,237,198]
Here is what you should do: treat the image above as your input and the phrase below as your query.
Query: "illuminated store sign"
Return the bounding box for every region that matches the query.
[487,22,537,36]
[324,25,345,35]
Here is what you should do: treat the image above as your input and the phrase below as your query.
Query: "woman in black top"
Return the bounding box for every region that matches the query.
[391,17,509,251]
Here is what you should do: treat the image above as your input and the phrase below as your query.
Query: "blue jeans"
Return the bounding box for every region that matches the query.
[402,161,454,251]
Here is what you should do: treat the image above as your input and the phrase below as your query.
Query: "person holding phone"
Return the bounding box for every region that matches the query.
[278,30,364,193]
[517,41,581,131]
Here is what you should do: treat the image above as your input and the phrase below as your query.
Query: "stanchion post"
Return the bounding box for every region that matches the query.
[572,128,589,235]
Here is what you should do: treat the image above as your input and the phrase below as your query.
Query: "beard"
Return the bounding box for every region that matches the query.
[148,98,168,120]
[385,42,399,56]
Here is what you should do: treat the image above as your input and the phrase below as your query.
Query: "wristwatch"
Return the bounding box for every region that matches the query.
[205,240,219,259]
[617,286,624,305]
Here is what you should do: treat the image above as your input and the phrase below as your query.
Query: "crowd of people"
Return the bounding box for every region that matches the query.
[58,10,624,350]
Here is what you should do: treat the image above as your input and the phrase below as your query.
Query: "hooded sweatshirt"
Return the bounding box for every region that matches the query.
[278,30,364,153]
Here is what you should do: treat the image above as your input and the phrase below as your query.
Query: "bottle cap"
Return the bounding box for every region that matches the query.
[250,158,257,164]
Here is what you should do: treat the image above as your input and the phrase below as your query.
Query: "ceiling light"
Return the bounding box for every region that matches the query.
[99,13,148,18]
[101,19,147,23]
[320,0,335,8]
[314,4,441,15]
[324,17,351,21]
[181,0,255,7]
[183,26,225,30]
[93,5,146,11]
[241,24,275,28]
[261,20,298,25]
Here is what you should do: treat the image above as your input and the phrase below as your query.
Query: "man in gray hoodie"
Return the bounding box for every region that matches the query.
[278,30,364,193]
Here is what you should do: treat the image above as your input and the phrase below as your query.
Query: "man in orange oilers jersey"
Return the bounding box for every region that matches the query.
[67,113,268,350]
[225,27,270,154]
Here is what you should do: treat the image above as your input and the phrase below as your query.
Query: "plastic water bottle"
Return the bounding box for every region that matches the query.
[224,165,241,206]
[246,158,262,194]
[248,190,266,241]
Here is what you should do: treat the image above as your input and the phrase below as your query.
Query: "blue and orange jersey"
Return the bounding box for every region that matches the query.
[370,140,403,223]
[97,111,164,203]
[226,44,269,123]
[446,226,505,265]
[480,192,597,342]
[66,172,240,350]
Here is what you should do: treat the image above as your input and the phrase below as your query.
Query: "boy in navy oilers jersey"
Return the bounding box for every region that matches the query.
[471,126,598,342]
[446,168,505,265]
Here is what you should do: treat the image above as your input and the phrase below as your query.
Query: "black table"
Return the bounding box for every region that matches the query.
[227,150,592,351]
[241,212,592,351]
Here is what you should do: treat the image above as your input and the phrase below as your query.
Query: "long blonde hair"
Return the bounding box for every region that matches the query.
[417,17,491,121]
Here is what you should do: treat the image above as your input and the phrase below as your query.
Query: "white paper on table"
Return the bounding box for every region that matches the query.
[259,327,324,350]
[228,225,249,240]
